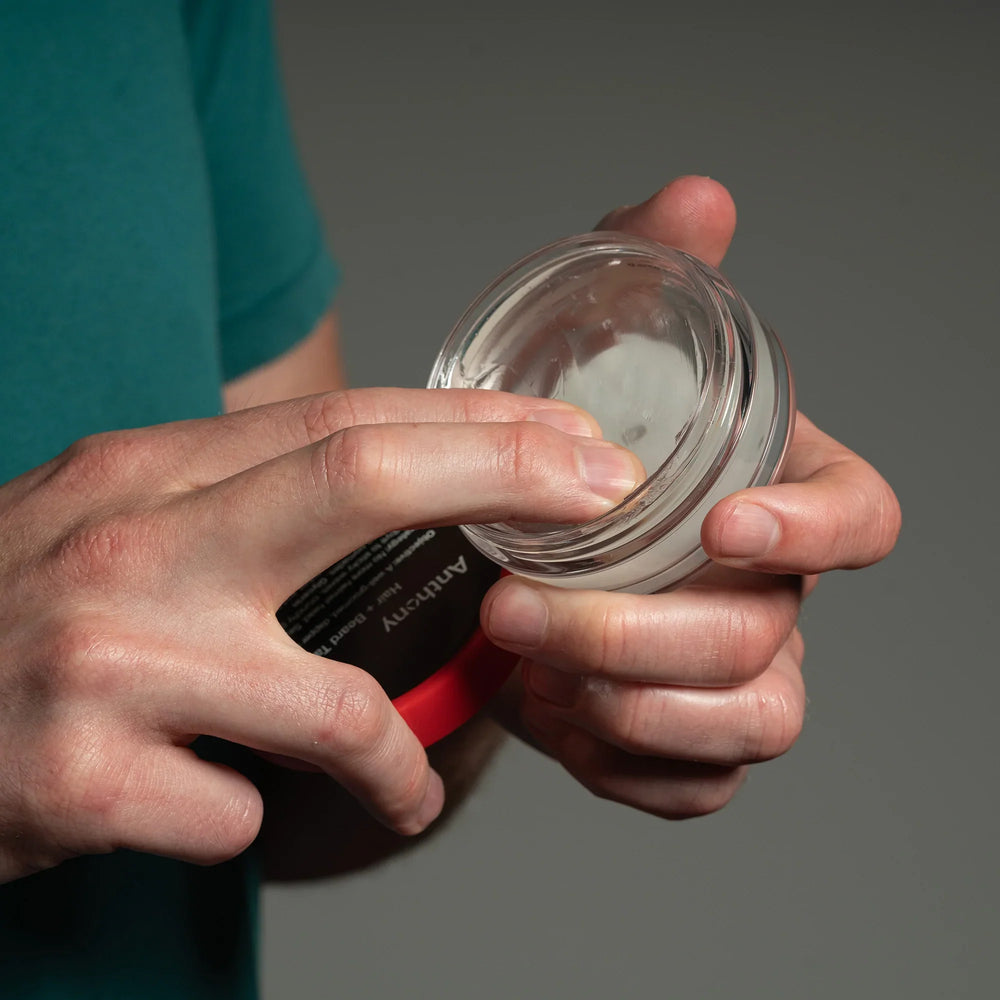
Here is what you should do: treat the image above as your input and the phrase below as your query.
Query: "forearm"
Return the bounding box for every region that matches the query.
[222,309,348,411]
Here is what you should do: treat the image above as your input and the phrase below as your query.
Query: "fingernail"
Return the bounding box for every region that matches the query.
[414,770,445,831]
[527,664,580,708]
[486,584,548,650]
[529,406,600,438]
[718,502,781,557]
[578,442,645,503]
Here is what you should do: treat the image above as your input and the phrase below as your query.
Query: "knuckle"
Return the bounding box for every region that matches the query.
[667,770,745,819]
[735,679,805,763]
[190,790,263,865]
[589,604,633,680]
[311,670,388,759]
[58,431,152,491]
[712,601,790,685]
[43,617,135,700]
[316,426,391,506]
[300,390,365,442]
[611,686,660,755]
[500,422,552,488]
[384,755,430,827]
[455,390,494,425]
[48,511,165,591]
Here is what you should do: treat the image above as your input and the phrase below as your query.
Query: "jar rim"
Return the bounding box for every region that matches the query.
[429,232,748,566]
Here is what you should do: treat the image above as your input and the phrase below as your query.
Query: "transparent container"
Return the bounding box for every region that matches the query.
[428,232,795,594]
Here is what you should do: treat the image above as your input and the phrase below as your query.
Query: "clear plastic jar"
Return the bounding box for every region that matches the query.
[428,232,795,595]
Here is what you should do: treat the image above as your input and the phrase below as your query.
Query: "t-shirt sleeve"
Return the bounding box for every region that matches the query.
[183,0,339,381]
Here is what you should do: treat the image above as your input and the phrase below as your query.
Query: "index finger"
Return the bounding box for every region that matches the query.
[701,414,902,575]
[118,389,602,493]
[186,418,644,606]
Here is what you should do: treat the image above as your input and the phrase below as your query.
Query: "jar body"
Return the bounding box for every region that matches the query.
[429,233,795,594]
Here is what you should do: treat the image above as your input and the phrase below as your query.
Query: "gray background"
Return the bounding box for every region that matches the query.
[264,2,999,997]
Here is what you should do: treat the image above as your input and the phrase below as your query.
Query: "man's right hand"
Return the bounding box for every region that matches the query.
[0,388,642,883]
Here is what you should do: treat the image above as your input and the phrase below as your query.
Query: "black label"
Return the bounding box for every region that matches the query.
[277,527,502,700]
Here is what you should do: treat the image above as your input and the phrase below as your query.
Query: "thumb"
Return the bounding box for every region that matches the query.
[597,175,737,268]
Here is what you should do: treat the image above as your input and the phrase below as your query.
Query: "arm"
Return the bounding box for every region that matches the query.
[221,310,348,413]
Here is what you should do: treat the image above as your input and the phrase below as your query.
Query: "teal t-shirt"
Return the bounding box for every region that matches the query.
[0,1,338,996]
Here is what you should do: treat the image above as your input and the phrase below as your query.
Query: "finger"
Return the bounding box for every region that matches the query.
[114,754,266,865]
[525,713,748,821]
[481,570,801,687]
[29,393,604,537]
[37,743,264,867]
[701,414,902,574]
[187,420,645,603]
[155,389,600,489]
[597,175,738,268]
[161,635,443,836]
[522,629,806,767]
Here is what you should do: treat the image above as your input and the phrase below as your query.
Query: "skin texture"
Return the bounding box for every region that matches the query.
[222,311,348,413]
[0,384,641,883]
[0,177,900,884]
[246,177,900,878]
[481,178,901,819]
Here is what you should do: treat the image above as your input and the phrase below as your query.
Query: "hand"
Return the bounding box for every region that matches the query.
[0,389,644,882]
[480,177,902,819]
